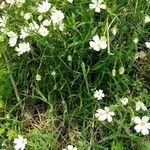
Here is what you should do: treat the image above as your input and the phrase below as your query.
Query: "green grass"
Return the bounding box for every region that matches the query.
[0,0,150,149]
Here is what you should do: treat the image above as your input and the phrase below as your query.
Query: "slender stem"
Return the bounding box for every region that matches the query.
[3,51,21,103]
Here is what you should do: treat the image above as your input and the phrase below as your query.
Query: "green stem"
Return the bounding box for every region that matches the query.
[3,52,21,103]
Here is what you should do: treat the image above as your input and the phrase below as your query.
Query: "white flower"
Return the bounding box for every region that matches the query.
[0,2,6,9]
[51,10,65,24]
[134,116,150,135]
[67,55,72,61]
[13,135,27,150]
[5,0,16,5]
[37,0,51,13]
[16,0,25,7]
[120,97,128,106]
[6,0,25,6]
[0,28,8,34]
[0,16,7,27]
[136,101,147,111]
[51,71,56,76]
[20,27,29,39]
[67,0,73,3]
[15,42,31,56]
[36,74,41,81]
[89,35,107,51]
[145,42,150,49]
[94,89,105,100]
[112,26,117,35]
[42,19,51,26]
[58,22,64,31]
[144,15,150,23]
[62,145,77,150]
[119,66,125,75]
[38,15,43,21]
[24,13,31,20]
[133,38,139,44]
[95,107,115,122]
[112,69,116,76]
[89,0,106,13]
[7,31,18,47]
[38,25,49,36]
[29,21,39,31]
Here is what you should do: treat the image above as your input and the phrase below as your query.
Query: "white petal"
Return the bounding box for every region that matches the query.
[141,127,149,135]
[134,116,141,124]
[95,7,101,13]
[135,102,141,111]
[110,111,115,116]
[89,41,96,48]
[97,109,105,114]
[95,113,100,118]
[98,0,103,3]
[92,0,97,4]
[107,115,113,122]
[89,4,96,9]
[120,98,128,105]
[134,125,142,133]
[146,123,150,129]
[24,138,27,144]
[99,114,107,121]
[93,35,100,43]
[142,105,147,111]
[95,109,105,118]
[100,4,106,9]
[20,145,25,150]
[13,138,19,144]
[14,145,20,150]
[100,36,107,49]
[141,103,147,111]
[104,107,110,112]
[142,116,149,123]
[145,42,150,48]
[144,15,150,23]
[94,45,101,51]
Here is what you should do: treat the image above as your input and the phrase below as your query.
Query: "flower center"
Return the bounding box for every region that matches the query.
[56,16,60,21]
[141,121,146,126]
[96,3,101,8]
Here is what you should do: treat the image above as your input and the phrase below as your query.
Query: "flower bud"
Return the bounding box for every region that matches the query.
[119,66,125,75]
[36,74,41,81]
[112,69,116,76]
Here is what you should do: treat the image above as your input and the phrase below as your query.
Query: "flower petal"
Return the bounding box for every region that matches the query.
[99,114,107,121]
[93,35,100,43]
[89,4,96,9]
[89,41,96,48]
[135,102,141,111]
[141,105,147,111]
[146,123,150,129]
[92,0,98,4]
[100,4,106,9]
[142,116,149,123]
[145,42,150,49]
[95,7,101,13]
[141,127,149,135]
[134,116,141,124]
[98,0,103,3]
[107,115,113,122]
[100,36,107,49]
[134,125,141,133]
[110,111,115,116]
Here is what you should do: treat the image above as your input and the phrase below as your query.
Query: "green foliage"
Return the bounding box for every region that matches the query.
[0,0,150,149]
[111,141,124,150]
[137,140,150,150]
[0,63,12,99]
